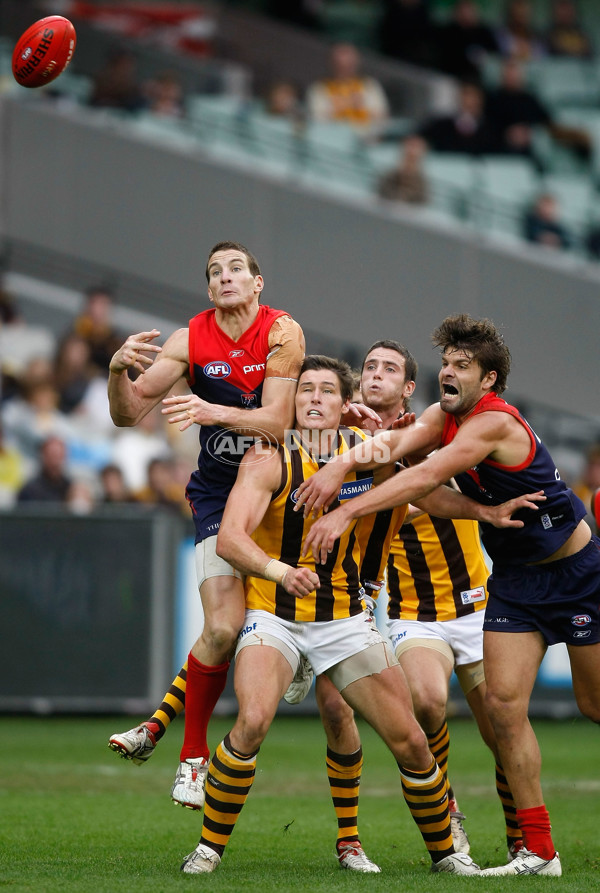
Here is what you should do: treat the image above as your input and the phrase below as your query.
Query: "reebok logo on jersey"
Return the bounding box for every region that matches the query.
[204,362,231,378]
[229,349,245,357]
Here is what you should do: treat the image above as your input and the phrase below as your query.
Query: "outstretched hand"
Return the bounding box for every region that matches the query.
[482,490,546,528]
[109,330,162,376]
[301,504,352,565]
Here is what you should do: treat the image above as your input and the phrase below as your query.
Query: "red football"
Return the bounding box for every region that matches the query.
[12,16,77,89]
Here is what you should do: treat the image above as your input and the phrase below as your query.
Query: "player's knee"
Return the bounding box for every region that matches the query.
[484,688,523,732]
[234,707,271,751]
[201,620,239,656]
[575,693,600,724]
[412,695,446,732]
[318,693,355,741]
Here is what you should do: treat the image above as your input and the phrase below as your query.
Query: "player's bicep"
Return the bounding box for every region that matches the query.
[259,376,297,428]
[221,447,282,537]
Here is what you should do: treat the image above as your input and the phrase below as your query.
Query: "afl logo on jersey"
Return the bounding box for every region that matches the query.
[204,362,231,379]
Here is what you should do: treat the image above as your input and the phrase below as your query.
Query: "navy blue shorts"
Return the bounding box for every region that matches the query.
[483,537,600,646]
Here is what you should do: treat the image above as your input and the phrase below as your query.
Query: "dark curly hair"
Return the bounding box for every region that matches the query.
[432,314,511,395]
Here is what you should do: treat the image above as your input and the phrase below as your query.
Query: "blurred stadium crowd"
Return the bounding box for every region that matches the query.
[0,281,197,514]
[1,0,600,520]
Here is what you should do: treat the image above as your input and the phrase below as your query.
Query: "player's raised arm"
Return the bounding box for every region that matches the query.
[108,328,189,426]
[294,404,444,517]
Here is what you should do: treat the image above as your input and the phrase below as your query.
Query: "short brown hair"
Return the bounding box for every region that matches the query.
[205,241,261,282]
[299,355,355,403]
[432,314,511,394]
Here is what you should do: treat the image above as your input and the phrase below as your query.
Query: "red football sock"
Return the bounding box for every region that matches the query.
[179,653,229,761]
[516,805,556,860]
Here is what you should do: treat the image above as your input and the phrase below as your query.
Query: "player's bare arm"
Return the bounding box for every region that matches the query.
[108,328,189,426]
[302,412,531,563]
[216,446,320,598]
[294,402,445,516]
[414,486,546,526]
[162,316,304,440]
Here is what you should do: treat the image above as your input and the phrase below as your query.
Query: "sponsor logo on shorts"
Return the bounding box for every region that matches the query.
[541,513,553,529]
[460,585,486,605]
[571,614,591,626]
[573,629,592,639]
[238,622,258,640]
[391,631,407,647]
[204,361,231,378]
[486,616,510,623]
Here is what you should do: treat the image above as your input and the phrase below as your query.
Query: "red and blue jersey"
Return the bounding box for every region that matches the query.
[441,393,586,566]
[185,304,289,542]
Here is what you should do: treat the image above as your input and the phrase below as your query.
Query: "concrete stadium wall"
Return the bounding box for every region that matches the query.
[1,96,599,423]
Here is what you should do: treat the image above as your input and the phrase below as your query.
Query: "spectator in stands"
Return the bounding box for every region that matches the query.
[306,42,390,133]
[523,192,572,250]
[546,0,594,58]
[377,133,429,204]
[0,286,56,404]
[53,333,98,415]
[145,70,185,118]
[135,456,189,517]
[70,284,123,374]
[485,58,550,169]
[437,0,501,80]
[572,442,600,517]
[66,478,97,515]
[419,80,498,156]
[89,48,146,113]
[0,421,25,508]
[495,0,546,61]
[379,0,437,69]
[1,358,73,466]
[17,435,72,503]
[265,80,304,122]
[110,405,173,492]
[485,58,591,171]
[99,463,138,504]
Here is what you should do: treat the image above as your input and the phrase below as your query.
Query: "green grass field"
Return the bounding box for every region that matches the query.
[0,714,598,892]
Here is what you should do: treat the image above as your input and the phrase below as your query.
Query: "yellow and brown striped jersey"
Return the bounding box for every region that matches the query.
[357,501,407,592]
[387,515,490,622]
[245,427,373,622]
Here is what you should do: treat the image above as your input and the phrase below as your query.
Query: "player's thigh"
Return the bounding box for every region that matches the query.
[234,644,294,731]
[397,644,453,707]
[343,665,426,751]
[568,642,600,721]
[199,573,246,630]
[483,629,546,705]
